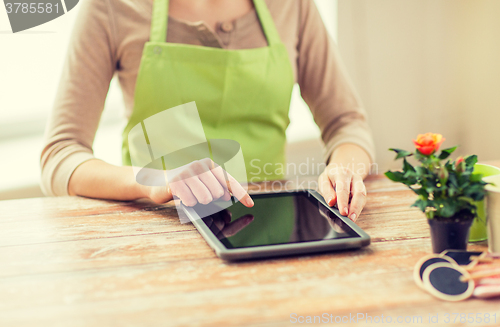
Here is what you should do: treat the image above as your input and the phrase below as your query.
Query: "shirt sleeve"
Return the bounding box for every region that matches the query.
[40,0,117,196]
[296,0,375,164]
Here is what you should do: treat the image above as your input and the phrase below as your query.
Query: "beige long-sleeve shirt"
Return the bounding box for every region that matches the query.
[41,0,375,196]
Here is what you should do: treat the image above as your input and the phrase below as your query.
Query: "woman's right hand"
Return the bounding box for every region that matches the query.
[145,158,254,208]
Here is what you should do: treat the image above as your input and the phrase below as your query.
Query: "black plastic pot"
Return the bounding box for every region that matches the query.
[427,218,473,253]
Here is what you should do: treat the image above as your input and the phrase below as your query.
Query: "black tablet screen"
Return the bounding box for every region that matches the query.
[192,192,360,249]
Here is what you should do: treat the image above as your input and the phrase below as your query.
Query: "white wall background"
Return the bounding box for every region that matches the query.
[338,0,500,171]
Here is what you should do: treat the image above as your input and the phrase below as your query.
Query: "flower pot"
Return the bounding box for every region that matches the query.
[469,163,500,242]
[484,175,500,254]
[427,218,473,253]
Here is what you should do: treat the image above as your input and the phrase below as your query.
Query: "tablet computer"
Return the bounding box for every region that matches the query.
[182,190,370,260]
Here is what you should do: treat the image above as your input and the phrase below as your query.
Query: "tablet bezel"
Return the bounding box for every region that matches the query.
[182,189,371,260]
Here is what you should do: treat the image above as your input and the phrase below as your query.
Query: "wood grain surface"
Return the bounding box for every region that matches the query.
[1,168,500,327]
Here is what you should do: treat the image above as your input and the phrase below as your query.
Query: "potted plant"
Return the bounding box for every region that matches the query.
[385,133,488,253]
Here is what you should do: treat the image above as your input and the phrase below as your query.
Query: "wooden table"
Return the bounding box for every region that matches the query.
[1,172,499,327]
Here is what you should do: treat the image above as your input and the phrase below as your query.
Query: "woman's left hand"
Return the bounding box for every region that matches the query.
[319,166,366,222]
[317,144,372,222]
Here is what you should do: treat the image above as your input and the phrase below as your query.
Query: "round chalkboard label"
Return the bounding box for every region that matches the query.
[422,263,475,301]
[413,254,457,290]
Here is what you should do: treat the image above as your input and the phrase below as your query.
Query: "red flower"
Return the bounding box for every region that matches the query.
[413,133,445,156]
[455,157,465,173]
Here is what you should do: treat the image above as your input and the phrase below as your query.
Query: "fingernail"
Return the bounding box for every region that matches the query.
[350,213,356,221]
[246,197,254,207]
[344,207,348,215]
[327,197,333,206]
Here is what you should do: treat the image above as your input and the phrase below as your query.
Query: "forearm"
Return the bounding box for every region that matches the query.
[68,159,152,201]
[328,143,372,179]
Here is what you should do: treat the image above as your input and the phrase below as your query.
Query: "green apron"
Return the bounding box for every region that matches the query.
[122,0,294,182]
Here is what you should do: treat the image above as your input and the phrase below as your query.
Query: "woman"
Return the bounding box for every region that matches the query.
[41,0,374,221]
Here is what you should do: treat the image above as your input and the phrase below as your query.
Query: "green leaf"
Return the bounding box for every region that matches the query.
[470,173,483,182]
[385,171,405,182]
[389,148,413,159]
[411,198,427,213]
[457,196,474,205]
[448,173,459,188]
[403,158,416,172]
[412,187,429,197]
[402,158,417,181]
[415,166,426,176]
[465,155,478,167]
[463,185,486,201]
[438,146,457,160]
[434,198,459,218]
[440,204,457,218]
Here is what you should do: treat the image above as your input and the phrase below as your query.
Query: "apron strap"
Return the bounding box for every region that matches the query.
[253,0,281,46]
[150,0,281,46]
[150,0,169,43]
